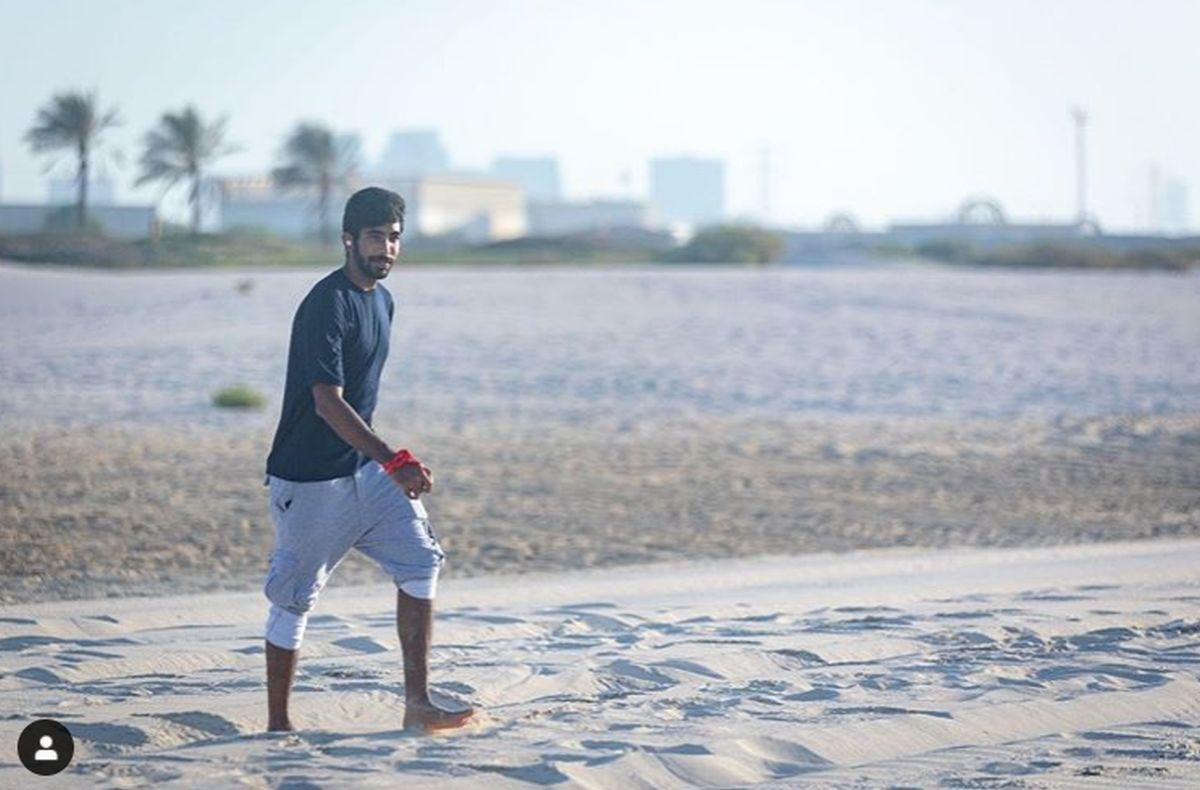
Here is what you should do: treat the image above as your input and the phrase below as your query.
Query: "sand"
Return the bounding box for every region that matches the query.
[1,539,1198,788]
[2,411,1198,605]
[3,402,1198,786]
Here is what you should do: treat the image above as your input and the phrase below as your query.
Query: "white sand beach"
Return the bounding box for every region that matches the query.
[2,538,1198,788]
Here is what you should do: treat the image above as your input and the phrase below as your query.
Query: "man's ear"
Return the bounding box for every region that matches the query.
[342,232,354,250]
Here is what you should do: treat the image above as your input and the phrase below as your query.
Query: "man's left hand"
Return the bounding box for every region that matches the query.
[389,463,433,499]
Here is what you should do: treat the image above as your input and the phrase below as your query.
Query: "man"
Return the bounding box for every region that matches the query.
[262,187,474,733]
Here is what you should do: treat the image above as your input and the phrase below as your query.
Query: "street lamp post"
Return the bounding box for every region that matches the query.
[1071,107,1088,226]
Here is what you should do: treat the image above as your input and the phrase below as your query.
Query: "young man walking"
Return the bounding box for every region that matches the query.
[262,187,474,733]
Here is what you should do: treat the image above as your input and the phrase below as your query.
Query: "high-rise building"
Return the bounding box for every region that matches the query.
[376,130,448,177]
[1161,178,1190,235]
[649,157,725,226]
[492,157,562,202]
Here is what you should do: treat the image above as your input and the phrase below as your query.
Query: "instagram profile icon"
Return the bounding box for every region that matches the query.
[18,719,74,776]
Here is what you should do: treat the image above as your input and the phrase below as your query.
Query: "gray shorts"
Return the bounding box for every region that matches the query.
[263,461,446,616]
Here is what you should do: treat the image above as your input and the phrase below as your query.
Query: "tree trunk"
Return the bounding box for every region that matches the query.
[190,171,202,235]
[318,175,331,247]
[77,140,89,233]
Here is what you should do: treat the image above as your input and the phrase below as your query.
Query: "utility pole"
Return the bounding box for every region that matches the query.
[1071,106,1088,225]
[757,143,771,226]
[1149,164,1162,232]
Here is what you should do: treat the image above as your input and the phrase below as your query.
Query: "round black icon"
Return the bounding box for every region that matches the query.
[17,719,74,776]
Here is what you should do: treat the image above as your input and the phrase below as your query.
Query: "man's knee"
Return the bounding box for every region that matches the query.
[396,553,444,600]
[264,554,326,618]
[398,576,438,600]
[393,525,445,600]
[265,603,309,650]
[263,568,321,650]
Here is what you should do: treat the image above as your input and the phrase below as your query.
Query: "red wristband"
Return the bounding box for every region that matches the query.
[382,449,422,475]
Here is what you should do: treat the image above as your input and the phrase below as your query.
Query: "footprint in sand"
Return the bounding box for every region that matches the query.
[785,687,839,701]
[652,658,725,680]
[147,711,241,737]
[771,648,826,666]
[331,636,391,654]
[827,705,952,720]
[14,667,66,684]
[1067,627,1138,648]
[596,659,677,692]
[320,744,397,758]
[1035,663,1167,686]
[545,602,620,612]
[831,605,904,614]
[804,614,916,633]
[71,721,151,750]
[932,610,996,620]
[1017,591,1094,602]
[460,613,527,625]
[0,635,70,652]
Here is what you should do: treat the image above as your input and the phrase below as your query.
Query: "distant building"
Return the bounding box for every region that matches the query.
[49,176,115,205]
[650,157,725,226]
[1160,178,1190,235]
[885,223,1085,247]
[0,203,156,238]
[376,130,449,177]
[216,176,346,240]
[216,174,524,243]
[374,175,525,242]
[886,197,1091,247]
[492,157,562,202]
[527,200,648,236]
[777,199,1100,265]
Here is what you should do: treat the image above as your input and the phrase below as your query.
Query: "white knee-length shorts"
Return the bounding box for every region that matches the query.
[262,461,445,648]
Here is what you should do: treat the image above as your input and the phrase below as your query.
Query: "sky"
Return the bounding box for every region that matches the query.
[1,0,1196,231]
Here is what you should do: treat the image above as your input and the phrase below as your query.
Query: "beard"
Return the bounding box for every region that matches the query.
[351,242,394,280]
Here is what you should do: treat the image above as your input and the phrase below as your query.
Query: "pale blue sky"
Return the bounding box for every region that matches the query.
[1,0,1196,230]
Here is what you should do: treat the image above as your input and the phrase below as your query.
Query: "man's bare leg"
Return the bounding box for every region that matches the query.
[266,640,299,731]
[397,588,475,731]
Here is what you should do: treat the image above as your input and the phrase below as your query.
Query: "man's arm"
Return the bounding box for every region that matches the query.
[312,382,432,497]
[312,382,394,464]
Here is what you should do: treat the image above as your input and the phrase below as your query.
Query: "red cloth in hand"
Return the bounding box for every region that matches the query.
[382,449,422,475]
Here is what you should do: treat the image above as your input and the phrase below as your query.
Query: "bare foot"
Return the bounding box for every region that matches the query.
[403,699,476,732]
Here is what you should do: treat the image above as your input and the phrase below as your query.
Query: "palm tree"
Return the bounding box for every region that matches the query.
[136,106,237,234]
[24,90,120,231]
[271,123,359,245]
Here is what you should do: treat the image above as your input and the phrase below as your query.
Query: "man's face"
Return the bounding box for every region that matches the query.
[347,221,402,280]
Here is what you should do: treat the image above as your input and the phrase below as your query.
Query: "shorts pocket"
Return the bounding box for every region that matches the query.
[268,479,297,517]
[410,496,428,521]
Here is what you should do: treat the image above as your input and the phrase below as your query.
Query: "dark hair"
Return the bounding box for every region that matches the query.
[342,187,406,237]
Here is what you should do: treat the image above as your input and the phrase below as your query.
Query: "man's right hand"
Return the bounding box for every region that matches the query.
[389,463,433,499]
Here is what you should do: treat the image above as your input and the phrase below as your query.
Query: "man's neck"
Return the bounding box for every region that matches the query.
[341,261,377,291]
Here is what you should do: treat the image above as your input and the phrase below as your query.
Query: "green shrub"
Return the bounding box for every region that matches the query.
[663,224,784,264]
[212,384,266,409]
[916,238,975,263]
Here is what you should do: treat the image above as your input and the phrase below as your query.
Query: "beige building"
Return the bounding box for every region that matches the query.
[375,175,525,242]
[217,174,525,243]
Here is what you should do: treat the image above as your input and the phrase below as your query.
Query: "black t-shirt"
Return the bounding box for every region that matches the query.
[266,268,394,481]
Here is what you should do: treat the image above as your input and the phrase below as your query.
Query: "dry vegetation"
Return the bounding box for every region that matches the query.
[2,413,1198,605]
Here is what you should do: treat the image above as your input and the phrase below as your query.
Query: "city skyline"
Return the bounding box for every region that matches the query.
[1,0,1197,231]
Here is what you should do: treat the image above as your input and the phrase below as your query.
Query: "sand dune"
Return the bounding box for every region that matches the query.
[2,539,1199,787]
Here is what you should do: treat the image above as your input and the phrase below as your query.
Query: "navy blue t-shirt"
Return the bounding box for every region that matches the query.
[266,268,394,481]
